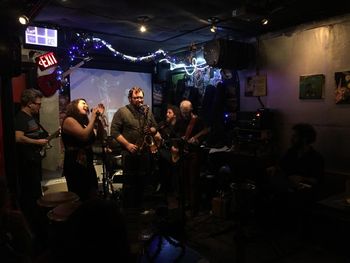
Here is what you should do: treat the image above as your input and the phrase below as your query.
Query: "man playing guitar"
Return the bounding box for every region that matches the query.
[14,88,49,247]
[178,100,209,217]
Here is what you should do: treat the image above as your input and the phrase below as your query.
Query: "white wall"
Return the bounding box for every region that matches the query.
[40,92,61,172]
[239,15,350,175]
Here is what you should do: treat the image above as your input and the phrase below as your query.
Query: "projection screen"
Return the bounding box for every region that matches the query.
[70,68,153,135]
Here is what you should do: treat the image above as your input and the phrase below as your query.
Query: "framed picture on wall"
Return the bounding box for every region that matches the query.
[299,74,325,99]
[334,71,350,104]
[245,75,267,97]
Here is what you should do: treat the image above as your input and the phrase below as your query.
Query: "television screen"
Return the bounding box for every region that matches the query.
[25,26,58,47]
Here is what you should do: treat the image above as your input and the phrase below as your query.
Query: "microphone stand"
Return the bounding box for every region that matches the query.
[95,115,115,200]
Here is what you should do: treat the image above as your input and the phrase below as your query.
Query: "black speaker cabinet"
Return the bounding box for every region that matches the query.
[155,62,170,82]
[204,39,255,69]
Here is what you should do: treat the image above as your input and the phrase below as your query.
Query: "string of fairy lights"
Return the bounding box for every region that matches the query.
[67,33,209,76]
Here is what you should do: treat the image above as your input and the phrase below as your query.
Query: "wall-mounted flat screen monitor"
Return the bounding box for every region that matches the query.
[25,26,58,47]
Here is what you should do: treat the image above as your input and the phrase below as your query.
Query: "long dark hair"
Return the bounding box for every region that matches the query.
[65,98,89,127]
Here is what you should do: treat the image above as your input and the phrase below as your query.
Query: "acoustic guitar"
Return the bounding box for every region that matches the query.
[37,57,92,97]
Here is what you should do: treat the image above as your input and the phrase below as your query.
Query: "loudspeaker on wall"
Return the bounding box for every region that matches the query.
[204,39,255,69]
[155,62,170,82]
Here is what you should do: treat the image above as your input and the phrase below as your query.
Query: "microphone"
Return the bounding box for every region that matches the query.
[140,104,149,115]
[90,108,101,116]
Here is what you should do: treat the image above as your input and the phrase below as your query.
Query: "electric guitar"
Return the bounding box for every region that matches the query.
[39,128,61,158]
[37,57,92,97]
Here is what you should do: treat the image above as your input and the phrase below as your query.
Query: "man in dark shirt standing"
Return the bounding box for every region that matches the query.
[110,86,158,209]
[14,88,48,248]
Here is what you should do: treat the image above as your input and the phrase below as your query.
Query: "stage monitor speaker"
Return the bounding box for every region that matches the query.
[204,39,255,69]
[0,36,21,77]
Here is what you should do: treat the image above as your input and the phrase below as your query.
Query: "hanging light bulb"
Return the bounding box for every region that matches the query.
[140,24,147,32]
[210,25,217,33]
[208,17,219,34]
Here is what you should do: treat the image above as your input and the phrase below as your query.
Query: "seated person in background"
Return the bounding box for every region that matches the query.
[265,123,324,227]
[268,123,324,194]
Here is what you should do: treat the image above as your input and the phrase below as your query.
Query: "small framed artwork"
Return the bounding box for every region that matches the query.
[245,75,267,97]
[334,71,350,104]
[299,74,325,99]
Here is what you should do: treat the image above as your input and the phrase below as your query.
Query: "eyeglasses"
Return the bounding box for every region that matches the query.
[32,102,41,106]
[132,96,144,100]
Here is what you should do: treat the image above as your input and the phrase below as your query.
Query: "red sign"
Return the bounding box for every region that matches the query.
[35,52,58,71]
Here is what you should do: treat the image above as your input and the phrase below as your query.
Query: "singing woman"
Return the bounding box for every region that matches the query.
[61,98,104,201]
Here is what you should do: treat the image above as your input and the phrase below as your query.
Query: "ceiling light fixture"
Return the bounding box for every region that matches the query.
[18,15,29,25]
[137,15,150,33]
[208,17,219,33]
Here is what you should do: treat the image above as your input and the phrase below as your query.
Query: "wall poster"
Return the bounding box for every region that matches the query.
[335,71,350,104]
[299,74,324,99]
[245,75,267,97]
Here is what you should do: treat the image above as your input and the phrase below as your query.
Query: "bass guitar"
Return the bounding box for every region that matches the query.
[39,128,61,158]
[37,57,92,97]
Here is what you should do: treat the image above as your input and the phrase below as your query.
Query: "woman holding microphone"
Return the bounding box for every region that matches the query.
[61,98,105,201]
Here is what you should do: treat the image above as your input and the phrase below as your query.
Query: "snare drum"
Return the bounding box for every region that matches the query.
[37,191,80,209]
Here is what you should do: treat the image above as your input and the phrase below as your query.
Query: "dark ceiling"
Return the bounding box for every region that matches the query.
[3,0,350,56]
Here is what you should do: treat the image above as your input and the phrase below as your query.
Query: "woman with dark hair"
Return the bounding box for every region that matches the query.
[61,98,104,201]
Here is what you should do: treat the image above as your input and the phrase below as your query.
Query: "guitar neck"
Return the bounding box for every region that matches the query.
[61,57,92,78]
[46,129,60,142]
[62,61,85,78]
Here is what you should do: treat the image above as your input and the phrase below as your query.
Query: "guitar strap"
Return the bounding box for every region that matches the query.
[184,115,197,140]
[35,120,49,138]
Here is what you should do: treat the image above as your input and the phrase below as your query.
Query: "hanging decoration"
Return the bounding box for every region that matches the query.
[159,57,208,76]
[68,33,167,62]
[67,33,208,76]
